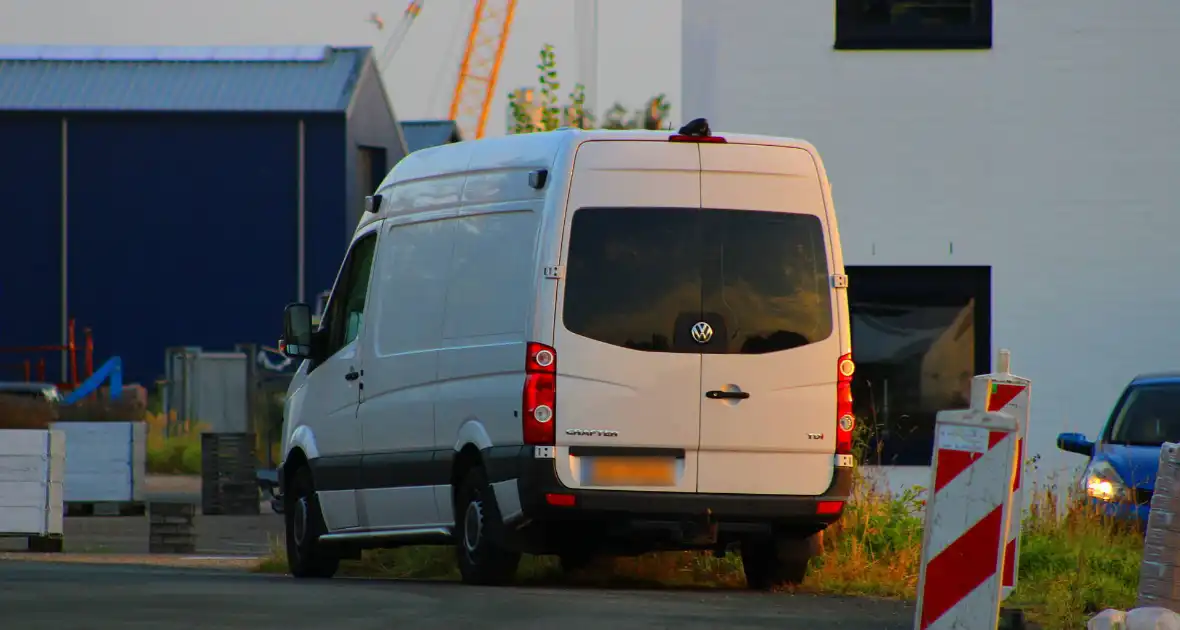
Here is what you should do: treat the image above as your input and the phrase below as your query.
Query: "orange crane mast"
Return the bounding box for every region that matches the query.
[448,0,517,140]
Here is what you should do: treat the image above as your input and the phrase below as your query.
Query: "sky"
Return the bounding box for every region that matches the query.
[0,0,682,137]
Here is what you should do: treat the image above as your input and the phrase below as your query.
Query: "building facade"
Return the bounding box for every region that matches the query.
[0,45,407,383]
[682,0,1180,485]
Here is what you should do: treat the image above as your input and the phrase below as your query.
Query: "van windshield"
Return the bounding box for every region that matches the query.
[1107,383,1180,446]
[561,207,833,354]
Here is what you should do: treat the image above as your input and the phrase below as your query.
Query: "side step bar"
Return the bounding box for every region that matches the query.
[320,527,453,547]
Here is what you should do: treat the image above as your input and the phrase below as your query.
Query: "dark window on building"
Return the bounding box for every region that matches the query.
[847,265,991,466]
[561,207,833,355]
[835,0,992,51]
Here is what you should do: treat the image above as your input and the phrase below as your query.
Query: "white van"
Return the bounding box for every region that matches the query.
[277,120,855,589]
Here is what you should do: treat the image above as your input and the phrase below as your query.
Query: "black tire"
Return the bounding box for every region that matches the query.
[454,467,521,585]
[740,533,820,590]
[285,466,340,579]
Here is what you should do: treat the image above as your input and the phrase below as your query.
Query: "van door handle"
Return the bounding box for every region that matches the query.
[706,390,750,400]
[344,370,360,382]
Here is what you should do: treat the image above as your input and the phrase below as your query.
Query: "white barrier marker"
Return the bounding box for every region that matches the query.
[914,406,1020,630]
[972,348,1031,600]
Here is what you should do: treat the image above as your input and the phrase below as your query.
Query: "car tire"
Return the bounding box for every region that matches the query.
[285,466,340,579]
[454,466,521,585]
[740,533,820,590]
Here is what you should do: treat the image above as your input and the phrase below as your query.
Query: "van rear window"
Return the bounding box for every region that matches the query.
[562,207,834,354]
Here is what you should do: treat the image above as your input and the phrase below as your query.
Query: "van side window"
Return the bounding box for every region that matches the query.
[323,233,379,356]
[373,219,456,356]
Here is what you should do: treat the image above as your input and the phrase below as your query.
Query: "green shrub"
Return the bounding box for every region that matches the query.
[146,433,202,475]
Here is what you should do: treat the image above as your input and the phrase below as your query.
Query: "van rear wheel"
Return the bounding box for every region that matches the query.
[454,467,521,585]
[740,533,819,590]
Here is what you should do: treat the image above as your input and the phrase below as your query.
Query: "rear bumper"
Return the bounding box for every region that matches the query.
[484,445,854,529]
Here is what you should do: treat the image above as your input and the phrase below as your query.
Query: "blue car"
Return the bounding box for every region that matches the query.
[1057,372,1180,528]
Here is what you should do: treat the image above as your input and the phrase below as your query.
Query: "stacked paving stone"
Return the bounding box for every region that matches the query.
[148,502,196,554]
[200,432,260,516]
[1139,443,1180,611]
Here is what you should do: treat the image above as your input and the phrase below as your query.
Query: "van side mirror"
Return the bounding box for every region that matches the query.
[1056,432,1095,456]
[282,303,315,359]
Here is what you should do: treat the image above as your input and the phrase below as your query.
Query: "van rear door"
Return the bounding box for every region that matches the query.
[695,143,844,496]
[552,140,702,493]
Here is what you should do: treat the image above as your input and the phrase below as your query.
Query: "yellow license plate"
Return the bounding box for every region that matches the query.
[585,457,676,487]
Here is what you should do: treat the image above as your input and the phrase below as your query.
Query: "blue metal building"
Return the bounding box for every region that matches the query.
[0,45,408,383]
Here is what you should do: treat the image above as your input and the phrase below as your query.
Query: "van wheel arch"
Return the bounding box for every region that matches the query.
[283,448,311,488]
[451,444,484,502]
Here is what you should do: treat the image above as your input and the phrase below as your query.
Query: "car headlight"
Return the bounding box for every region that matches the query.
[1082,460,1129,502]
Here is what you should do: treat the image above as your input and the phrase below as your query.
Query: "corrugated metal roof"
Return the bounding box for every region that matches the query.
[0,45,372,112]
[400,119,462,153]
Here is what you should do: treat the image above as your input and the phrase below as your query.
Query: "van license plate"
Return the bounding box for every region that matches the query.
[584,457,676,487]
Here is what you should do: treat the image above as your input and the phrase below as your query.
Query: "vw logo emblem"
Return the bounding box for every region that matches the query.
[690,321,714,344]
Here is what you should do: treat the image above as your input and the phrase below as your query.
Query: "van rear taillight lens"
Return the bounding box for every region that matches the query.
[836,353,855,456]
[523,342,557,445]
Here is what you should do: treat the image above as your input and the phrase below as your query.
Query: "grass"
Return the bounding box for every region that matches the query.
[144,410,205,475]
[256,469,1143,629]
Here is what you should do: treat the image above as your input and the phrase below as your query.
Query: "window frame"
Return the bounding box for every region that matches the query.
[834,0,993,51]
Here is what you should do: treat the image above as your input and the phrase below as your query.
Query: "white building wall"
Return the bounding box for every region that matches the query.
[682,0,1180,485]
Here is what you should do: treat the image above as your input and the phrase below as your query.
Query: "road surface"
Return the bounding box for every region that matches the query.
[0,561,914,629]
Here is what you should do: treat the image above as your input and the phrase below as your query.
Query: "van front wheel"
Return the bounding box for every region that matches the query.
[284,466,340,579]
[454,467,521,585]
[740,533,819,590]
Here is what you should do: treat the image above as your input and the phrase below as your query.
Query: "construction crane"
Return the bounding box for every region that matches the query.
[448,0,517,140]
[374,0,425,71]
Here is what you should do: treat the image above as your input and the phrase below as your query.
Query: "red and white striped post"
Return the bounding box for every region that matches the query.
[972,349,1031,601]
[914,404,1021,630]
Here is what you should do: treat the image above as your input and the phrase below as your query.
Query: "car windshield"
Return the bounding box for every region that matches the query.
[1108,383,1180,446]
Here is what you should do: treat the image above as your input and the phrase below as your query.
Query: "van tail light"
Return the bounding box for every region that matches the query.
[523,342,557,445]
[836,353,855,455]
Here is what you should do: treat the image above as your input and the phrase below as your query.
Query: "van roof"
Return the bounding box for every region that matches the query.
[378,128,819,191]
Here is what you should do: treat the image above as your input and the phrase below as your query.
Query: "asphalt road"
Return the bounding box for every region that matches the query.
[0,561,914,630]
